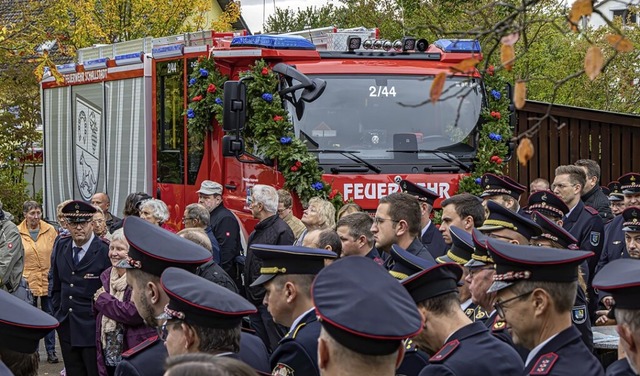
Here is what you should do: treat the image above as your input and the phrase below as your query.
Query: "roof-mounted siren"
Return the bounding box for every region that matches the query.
[56,63,77,74]
[152,44,184,59]
[84,57,109,70]
[346,35,361,52]
[433,39,481,53]
[416,39,429,52]
[230,35,316,50]
[115,52,144,66]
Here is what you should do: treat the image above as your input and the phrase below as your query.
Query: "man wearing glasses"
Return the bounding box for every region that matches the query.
[50,201,110,376]
[487,239,603,375]
[183,203,221,264]
[371,192,435,270]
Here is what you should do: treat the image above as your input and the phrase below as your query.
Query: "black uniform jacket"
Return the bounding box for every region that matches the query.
[51,234,110,347]
[523,325,604,376]
[418,322,524,375]
[384,238,436,270]
[115,335,167,376]
[270,309,320,376]
[422,223,447,259]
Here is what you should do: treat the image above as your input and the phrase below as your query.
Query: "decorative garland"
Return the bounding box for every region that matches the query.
[186,57,343,208]
[456,66,513,195]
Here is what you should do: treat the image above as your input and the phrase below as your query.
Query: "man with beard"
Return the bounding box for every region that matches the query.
[371,192,435,270]
[487,239,603,375]
[397,263,523,375]
[114,217,212,376]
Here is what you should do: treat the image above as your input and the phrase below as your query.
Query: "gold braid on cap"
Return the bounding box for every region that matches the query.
[445,250,469,265]
[471,253,494,263]
[482,219,518,231]
[493,271,531,282]
[389,270,409,280]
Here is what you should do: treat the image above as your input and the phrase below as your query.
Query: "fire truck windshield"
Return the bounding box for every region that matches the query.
[289,74,482,162]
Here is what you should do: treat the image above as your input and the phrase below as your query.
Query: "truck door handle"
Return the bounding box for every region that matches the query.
[225,184,237,191]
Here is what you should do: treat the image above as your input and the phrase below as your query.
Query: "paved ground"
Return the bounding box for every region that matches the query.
[36,333,64,376]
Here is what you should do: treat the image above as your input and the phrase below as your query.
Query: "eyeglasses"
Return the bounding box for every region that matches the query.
[551,183,577,190]
[181,217,195,224]
[373,217,400,226]
[156,320,182,342]
[494,290,534,318]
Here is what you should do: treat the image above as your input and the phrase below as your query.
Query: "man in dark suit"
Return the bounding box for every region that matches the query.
[50,201,110,376]
[400,180,446,259]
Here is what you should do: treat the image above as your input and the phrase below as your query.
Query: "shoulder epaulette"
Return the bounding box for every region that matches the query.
[429,339,459,363]
[121,335,159,358]
[529,352,558,375]
[585,206,599,215]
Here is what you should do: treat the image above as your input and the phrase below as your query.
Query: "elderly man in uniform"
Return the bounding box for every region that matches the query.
[196,180,242,288]
[249,245,336,376]
[479,173,526,212]
[0,289,59,376]
[336,212,383,264]
[400,180,447,258]
[50,201,111,376]
[157,267,269,374]
[313,256,423,376]
[487,239,603,375]
[371,192,435,270]
[437,226,488,323]
[397,263,523,375]
[593,258,640,375]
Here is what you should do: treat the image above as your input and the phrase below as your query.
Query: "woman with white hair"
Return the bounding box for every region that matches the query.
[139,199,174,232]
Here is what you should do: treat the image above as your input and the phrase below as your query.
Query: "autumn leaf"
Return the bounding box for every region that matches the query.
[584,46,603,81]
[500,33,519,46]
[606,34,634,53]
[514,80,527,109]
[500,44,515,71]
[517,138,535,166]
[450,58,480,73]
[430,72,447,104]
[569,0,593,25]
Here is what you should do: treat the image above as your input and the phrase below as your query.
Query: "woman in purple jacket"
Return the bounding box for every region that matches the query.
[93,228,156,376]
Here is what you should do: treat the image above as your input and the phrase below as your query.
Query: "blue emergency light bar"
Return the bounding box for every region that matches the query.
[231,35,316,50]
[115,52,143,66]
[434,39,481,53]
[56,63,77,74]
[84,57,109,70]
[152,44,184,59]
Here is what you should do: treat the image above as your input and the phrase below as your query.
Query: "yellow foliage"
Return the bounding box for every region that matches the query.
[211,1,242,32]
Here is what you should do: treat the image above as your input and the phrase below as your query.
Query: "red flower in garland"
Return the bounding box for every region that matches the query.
[490,155,503,164]
[490,111,501,119]
[207,84,217,93]
[291,166,299,172]
[487,65,495,76]
[192,95,203,102]
[295,161,302,167]
[273,115,283,121]
[261,67,269,75]
[329,189,338,199]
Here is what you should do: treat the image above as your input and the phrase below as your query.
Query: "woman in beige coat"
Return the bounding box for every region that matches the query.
[18,200,59,363]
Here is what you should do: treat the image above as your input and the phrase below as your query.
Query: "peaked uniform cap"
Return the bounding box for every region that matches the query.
[312,257,422,356]
[159,267,256,328]
[622,206,640,232]
[117,216,212,276]
[465,229,492,268]
[401,263,464,304]
[0,289,59,353]
[607,181,624,201]
[480,173,526,199]
[526,190,569,218]
[390,244,436,280]
[437,226,474,265]
[478,201,543,241]
[619,173,640,194]
[486,238,593,293]
[530,211,579,249]
[399,180,439,206]
[593,259,640,310]
[62,200,96,223]
[249,244,337,287]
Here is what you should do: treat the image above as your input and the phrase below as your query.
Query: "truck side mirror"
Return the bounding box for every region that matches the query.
[223,81,246,132]
[222,135,245,157]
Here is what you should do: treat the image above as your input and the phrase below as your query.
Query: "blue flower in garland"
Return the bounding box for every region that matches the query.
[215,98,223,105]
[189,78,197,87]
[312,182,324,190]
[490,89,501,100]
[187,109,195,119]
[280,136,292,145]
[199,68,209,78]
[475,177,482,185]
[262,93,273,103]
[489,133,503,142]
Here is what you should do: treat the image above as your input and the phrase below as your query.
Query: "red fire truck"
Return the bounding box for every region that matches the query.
[41,28,489,238]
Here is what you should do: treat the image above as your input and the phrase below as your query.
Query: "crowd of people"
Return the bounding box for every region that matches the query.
[1,158,640,376]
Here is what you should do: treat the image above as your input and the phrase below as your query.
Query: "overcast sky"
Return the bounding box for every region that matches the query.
[240,0,335,33]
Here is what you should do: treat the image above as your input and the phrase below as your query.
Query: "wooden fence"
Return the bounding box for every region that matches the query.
[507,100,640,191]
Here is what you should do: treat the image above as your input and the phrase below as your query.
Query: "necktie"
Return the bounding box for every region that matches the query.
[72,247,81,266]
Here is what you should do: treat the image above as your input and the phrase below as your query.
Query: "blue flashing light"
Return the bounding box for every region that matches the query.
[115,52,143,66]
[84,57,108,70]
[434,39,481,53]
[231,35,316,50]
[152,44,184,59]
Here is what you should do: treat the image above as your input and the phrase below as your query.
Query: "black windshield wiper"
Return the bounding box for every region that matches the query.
[385,149,472,173]
[308,149,382,174]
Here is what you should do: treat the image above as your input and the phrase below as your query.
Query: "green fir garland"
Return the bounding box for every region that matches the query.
[186,57,343,208]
